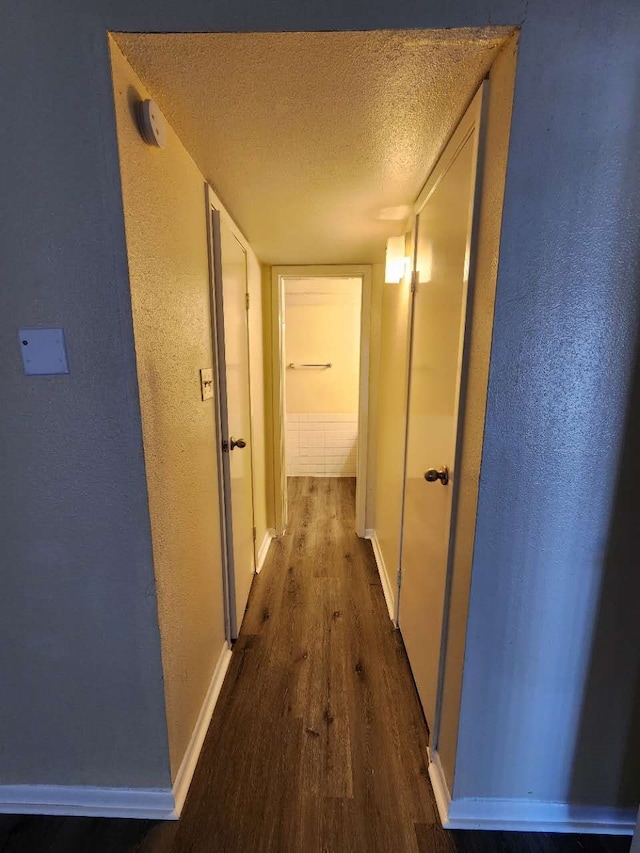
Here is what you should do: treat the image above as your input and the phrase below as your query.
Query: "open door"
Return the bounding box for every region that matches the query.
[399,87,485,737]
[207,189,256,639]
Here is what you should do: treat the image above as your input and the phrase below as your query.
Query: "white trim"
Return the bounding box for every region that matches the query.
[205,189,233,643]
[630,807,640,851]
[206,183,260,641]
[0,785,175,820]
[256,528,275,574]
[428,748,452,828]
[288,473,357,479]
[172,642,233,817]
[365,529,395,623]
[355,268,372,537]
[428,748,635,836]
[0,642,233,820]
[271,270,287,535]
[446,800,636,835]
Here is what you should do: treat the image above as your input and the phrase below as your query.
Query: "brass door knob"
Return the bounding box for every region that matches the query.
[424,466,449,486]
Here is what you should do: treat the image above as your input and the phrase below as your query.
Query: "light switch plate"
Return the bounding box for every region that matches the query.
[19,328,69,375]
[200,368,214,400]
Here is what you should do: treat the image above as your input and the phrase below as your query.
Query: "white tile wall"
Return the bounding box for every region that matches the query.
[286,413,358,476]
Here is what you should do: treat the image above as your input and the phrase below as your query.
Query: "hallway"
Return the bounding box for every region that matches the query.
[0,478,631,852]
[168,476,437,851]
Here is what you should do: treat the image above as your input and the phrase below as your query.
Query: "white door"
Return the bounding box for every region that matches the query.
[399,88,484,734]
[209,202,256,639]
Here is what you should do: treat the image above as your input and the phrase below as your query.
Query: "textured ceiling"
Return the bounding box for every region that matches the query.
[114,30,512,265]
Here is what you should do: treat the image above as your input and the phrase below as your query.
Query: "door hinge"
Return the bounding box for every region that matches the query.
[410,270,418,293]
[252,526,257,542]
[396,567,402,587]
[246,292,250,310]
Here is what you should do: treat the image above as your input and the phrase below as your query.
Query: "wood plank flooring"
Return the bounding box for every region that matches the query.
[0,477,632,852]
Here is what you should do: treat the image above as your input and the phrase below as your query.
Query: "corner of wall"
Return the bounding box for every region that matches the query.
[436,30,519,798]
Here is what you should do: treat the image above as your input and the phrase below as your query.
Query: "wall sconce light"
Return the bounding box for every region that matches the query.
[385,235,409,284]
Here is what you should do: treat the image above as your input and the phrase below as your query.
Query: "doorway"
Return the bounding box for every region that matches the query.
[284,276,361,481]
[108,28,521,833]
[398,87,486,755]
[271,266,372,537]
[206,187,257,641]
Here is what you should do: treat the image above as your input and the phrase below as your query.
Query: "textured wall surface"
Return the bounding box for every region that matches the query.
[455,2,640,807]
[436,34,518,792]
[373,272,413,609]
[112,30,510,265]
[109,41,229,782]
[1,0,640,812]
[0,6,172,788]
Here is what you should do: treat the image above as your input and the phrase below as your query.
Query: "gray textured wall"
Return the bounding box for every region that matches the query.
[0,5,171,787]
[455,1,640,806]
[1,0,639,805]
[437,34,519,794]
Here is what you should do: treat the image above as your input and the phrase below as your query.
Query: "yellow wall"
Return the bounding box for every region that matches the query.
[372,262,412,606]
[365,264,384,526]
[247,253,269,543]
[371,38,517,791]
[372,45,517,744]
[109,39,268,781]
[284,278,361,414]
[261,265,276,529]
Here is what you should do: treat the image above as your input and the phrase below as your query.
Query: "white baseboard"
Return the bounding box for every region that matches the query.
[0,784,175,820]
[428,748,635,835]
[364,529,395,623]
[287,473,356,478]
[0,642,233,820]
[171,642,233,817]
[428,748,452,827]
[256,528,275,574]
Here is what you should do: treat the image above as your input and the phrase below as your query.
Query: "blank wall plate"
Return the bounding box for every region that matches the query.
[19,328,69,376]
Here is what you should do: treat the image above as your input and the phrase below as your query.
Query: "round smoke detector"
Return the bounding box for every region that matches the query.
[136,99,167,148]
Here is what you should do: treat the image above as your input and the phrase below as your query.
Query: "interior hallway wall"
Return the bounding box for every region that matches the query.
[285,278,361,476]
[372,263,412,609]
[109,40,227,781]
[454,4,640,810]
[247,253,269,547]
[262,265,277,529]
[0,18,174,789]
[2,0,640,816]
[436,33,518,794]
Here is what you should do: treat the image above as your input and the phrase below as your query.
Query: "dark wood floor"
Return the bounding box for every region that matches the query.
[0,477,632,852]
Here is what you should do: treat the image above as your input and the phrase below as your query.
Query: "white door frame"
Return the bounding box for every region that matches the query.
[270,264,372,537]
[205,183,257,641]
